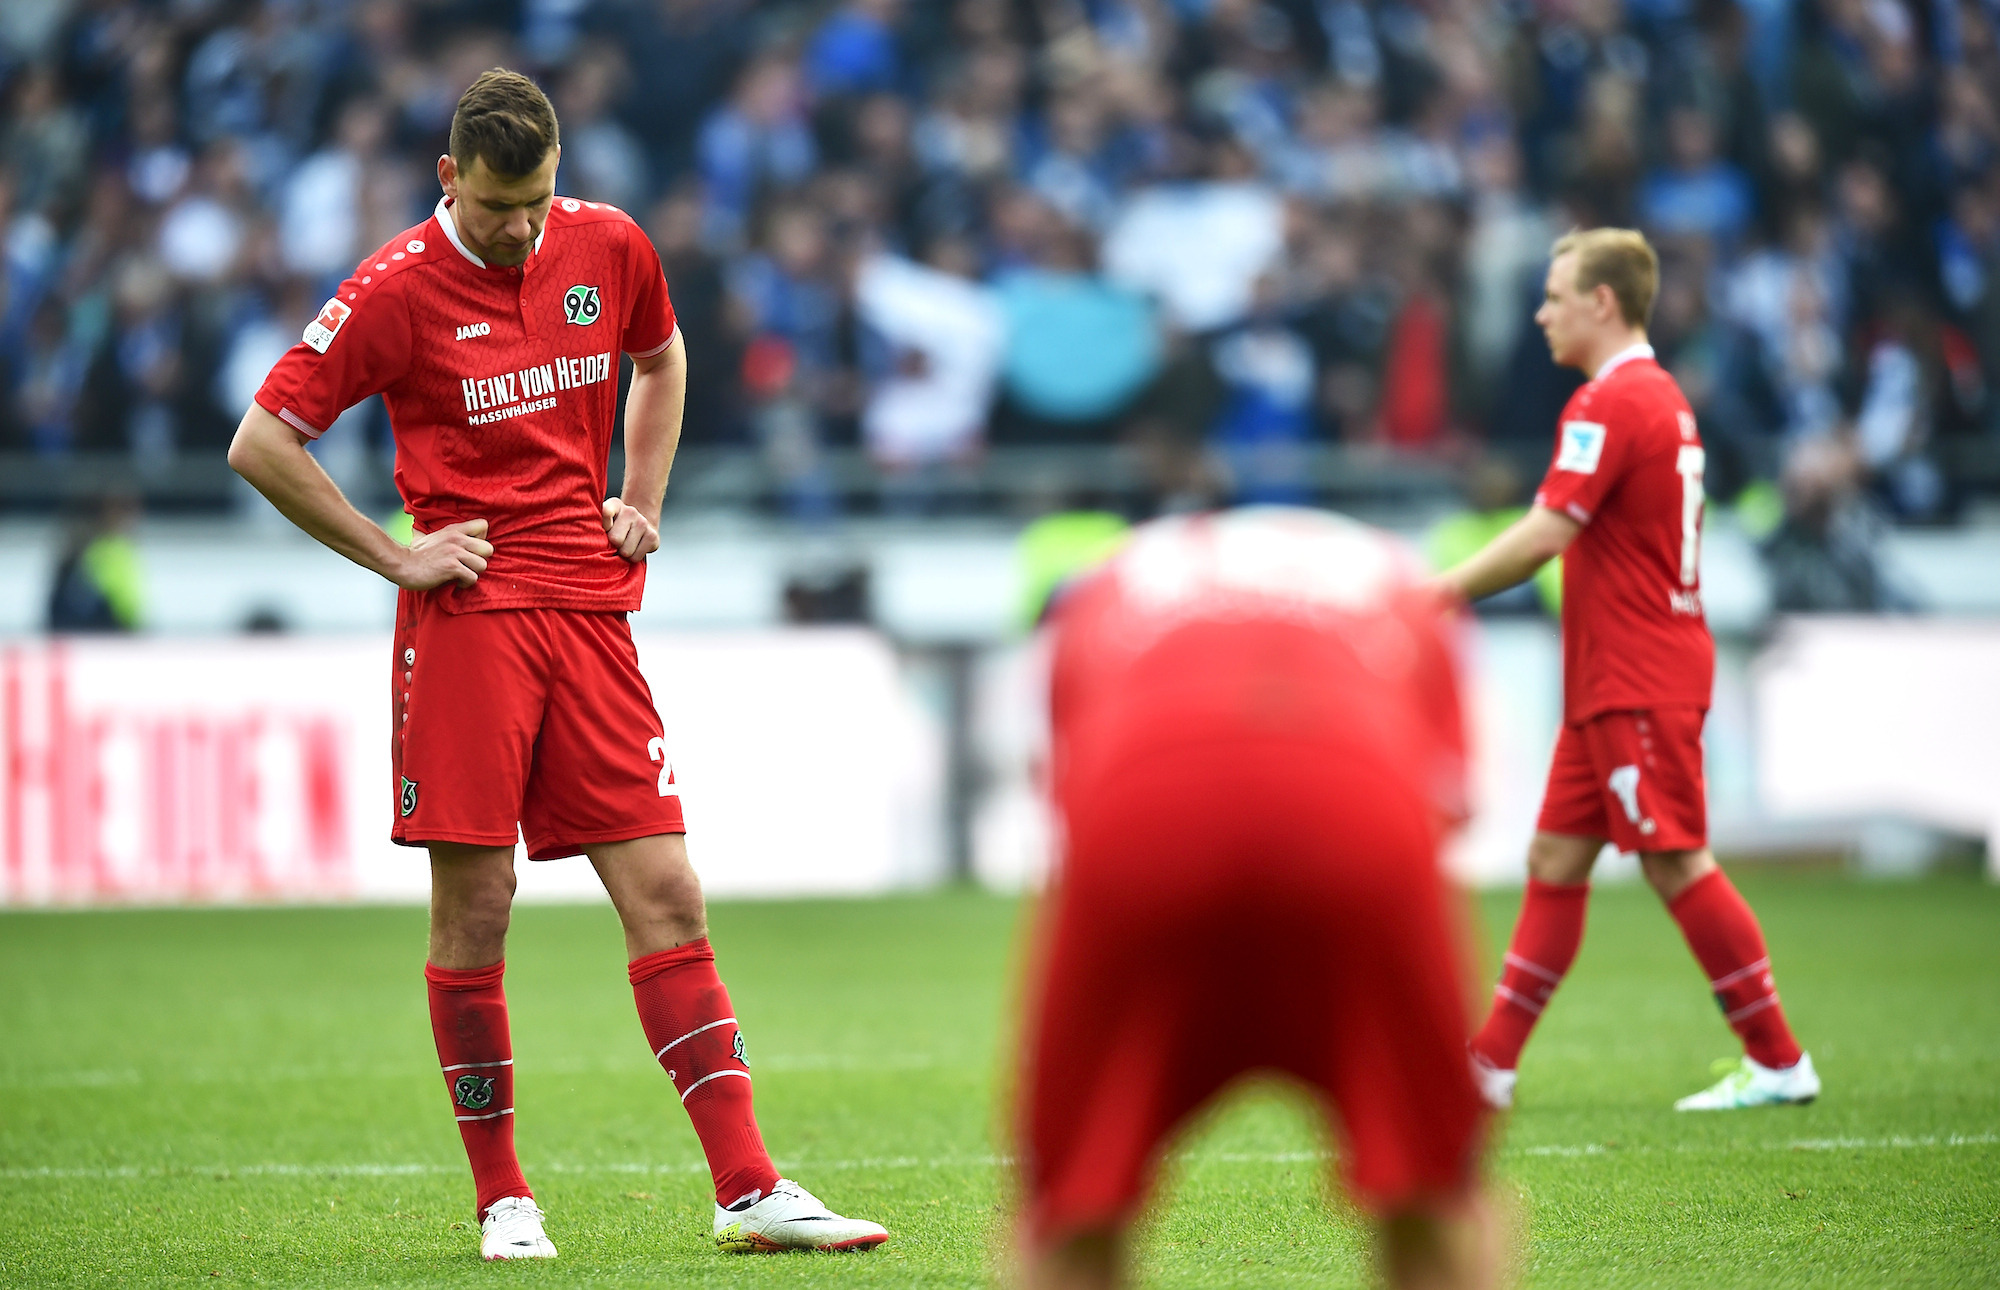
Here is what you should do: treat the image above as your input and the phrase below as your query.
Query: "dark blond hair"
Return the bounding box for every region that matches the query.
[449,69,559,178]
[1551,228,1659,327]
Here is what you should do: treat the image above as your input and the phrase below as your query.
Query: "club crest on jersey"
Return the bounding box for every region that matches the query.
[732,1029,749,1067]
[1557,420,1607,474]
[563,284,601,326]
[452,1074,496,1111]
[302,298,351,353]
[400,776,419,818]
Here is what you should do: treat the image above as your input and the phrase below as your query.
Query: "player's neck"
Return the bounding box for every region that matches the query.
[1582,330,1651,380]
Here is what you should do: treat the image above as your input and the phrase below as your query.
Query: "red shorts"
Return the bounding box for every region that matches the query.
[390,593,684,860]
[1019,733,1484,1246]
[1536,708,1707,853]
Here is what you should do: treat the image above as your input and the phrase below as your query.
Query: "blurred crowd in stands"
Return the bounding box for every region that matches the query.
[1,0,1998,560]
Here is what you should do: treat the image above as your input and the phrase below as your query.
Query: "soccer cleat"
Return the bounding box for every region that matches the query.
[1674,1052,1820,1111]
[1470,1050,1516,1111]
[480,1195,557,1260]
[713,1178,888,1253]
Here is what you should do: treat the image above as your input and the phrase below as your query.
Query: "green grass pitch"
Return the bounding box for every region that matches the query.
[3,870,1997,1287]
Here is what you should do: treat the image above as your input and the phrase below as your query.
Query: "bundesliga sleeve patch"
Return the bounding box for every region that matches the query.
[1556,420,1607,474]
[303,297,352,353]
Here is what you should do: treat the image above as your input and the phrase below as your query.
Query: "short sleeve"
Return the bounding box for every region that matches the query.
[254,275,411,437]
[621,223,678,358]
[1533,401,1631,524]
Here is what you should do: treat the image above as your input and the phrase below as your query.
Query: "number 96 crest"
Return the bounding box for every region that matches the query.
[563,284,601,326]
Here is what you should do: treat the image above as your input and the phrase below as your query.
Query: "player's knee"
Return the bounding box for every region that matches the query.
[1525,833,1599,885]
[1639,848,1714,902]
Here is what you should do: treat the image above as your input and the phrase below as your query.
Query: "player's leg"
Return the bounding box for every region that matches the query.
[1469,724,1607,1104]
[425,843,554,1258]
[1022,1229,1124,1290]
[1017,749,1243,1288]
[585,832,888,1251]
[395,597,554,1256]
[525,612,882,1250]
[1280,751,1499,1290]
[1650,846,1818,1107]
[1584,708,1816,1106]
[1378,1193,1503,1290]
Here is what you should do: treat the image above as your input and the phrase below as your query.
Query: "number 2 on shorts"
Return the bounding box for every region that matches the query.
[647,736,679,797]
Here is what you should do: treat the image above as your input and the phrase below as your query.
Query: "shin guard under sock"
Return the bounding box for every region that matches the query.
[425,960,531,1220]
[1668,869,1804,1069]
[1472,878,1591,1070]
[629,938,780,1208]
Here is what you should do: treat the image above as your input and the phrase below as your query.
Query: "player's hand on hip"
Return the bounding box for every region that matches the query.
[396,518,492,589]
[602,498,660,562]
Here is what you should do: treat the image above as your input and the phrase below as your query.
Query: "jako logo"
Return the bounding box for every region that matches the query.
[456,322,491,340]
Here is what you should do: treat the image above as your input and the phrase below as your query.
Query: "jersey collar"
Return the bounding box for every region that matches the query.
[433,196,548,270]
[1591,341,1655,382]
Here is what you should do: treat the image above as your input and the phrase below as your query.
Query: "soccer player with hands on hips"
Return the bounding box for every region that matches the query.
[229,69,886,1261]
[1019,508,1503,1290]
[1433,228,1819,1114]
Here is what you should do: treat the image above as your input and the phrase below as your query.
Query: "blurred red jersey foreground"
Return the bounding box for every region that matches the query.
[1016,507,1500,1290]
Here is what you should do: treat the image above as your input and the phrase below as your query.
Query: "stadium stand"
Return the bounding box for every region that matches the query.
[0,0,1993,531]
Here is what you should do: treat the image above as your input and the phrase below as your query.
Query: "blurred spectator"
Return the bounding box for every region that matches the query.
[649,189,742,445]
[1207,274,1315,503]
[280,98,393,284]
[805,0,904,98]
[854,241,1004,471]
[3,67,89,220]
[554,46,650,212]
[1762,434,1915,611]
[993,209,1160,439]
[699,54,817,244]
[47,494,144,633]
[1101,140,1283,333]
[1640,106,1755,245]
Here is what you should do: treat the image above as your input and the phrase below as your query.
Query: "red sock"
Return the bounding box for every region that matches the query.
[629,938,780,1208]
[425,961,531,1221]
[1471,878,1591,1070]
[1668,869,1804,1069]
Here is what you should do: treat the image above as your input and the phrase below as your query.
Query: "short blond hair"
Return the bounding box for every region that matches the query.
[1551,228,1658,327]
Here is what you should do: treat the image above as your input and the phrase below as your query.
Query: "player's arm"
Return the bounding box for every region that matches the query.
[1432,505,1581,604]
[227,404,491,590]
[602,326,685,561]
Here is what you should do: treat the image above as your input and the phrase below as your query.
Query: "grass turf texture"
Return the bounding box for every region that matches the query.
[3,871,1997,1287]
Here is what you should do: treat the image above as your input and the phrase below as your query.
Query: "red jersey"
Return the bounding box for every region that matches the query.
[1534,345,1714,721]
[256,196,678,613]
[1049,508,1469,827]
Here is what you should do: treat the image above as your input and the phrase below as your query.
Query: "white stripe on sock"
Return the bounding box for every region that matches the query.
[1724,993,1780,1024]
[1503,952,1565,985]
[1709,957,1771,991]
[1494,983,1545,1015]
[653,1017,737,1062]
[440,1059,514,1072]
[454,1108,515,1123]
[678,1069,751,1102]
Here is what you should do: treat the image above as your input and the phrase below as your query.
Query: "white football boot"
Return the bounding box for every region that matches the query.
[480,1195,557,1260]
[714,1178,888,1252]
[1470,1051,1517,1111]
[1674,1052,1820,1111]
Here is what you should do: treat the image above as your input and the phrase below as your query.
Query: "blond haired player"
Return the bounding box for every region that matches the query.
[1435,229,1819,1112]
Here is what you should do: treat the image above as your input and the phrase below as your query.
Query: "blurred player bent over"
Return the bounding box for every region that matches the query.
[1017,508,1502,1290]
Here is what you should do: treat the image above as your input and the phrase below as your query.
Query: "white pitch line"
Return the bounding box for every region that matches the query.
[4,1134,1994,1184]
[0,1054,946,1090]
